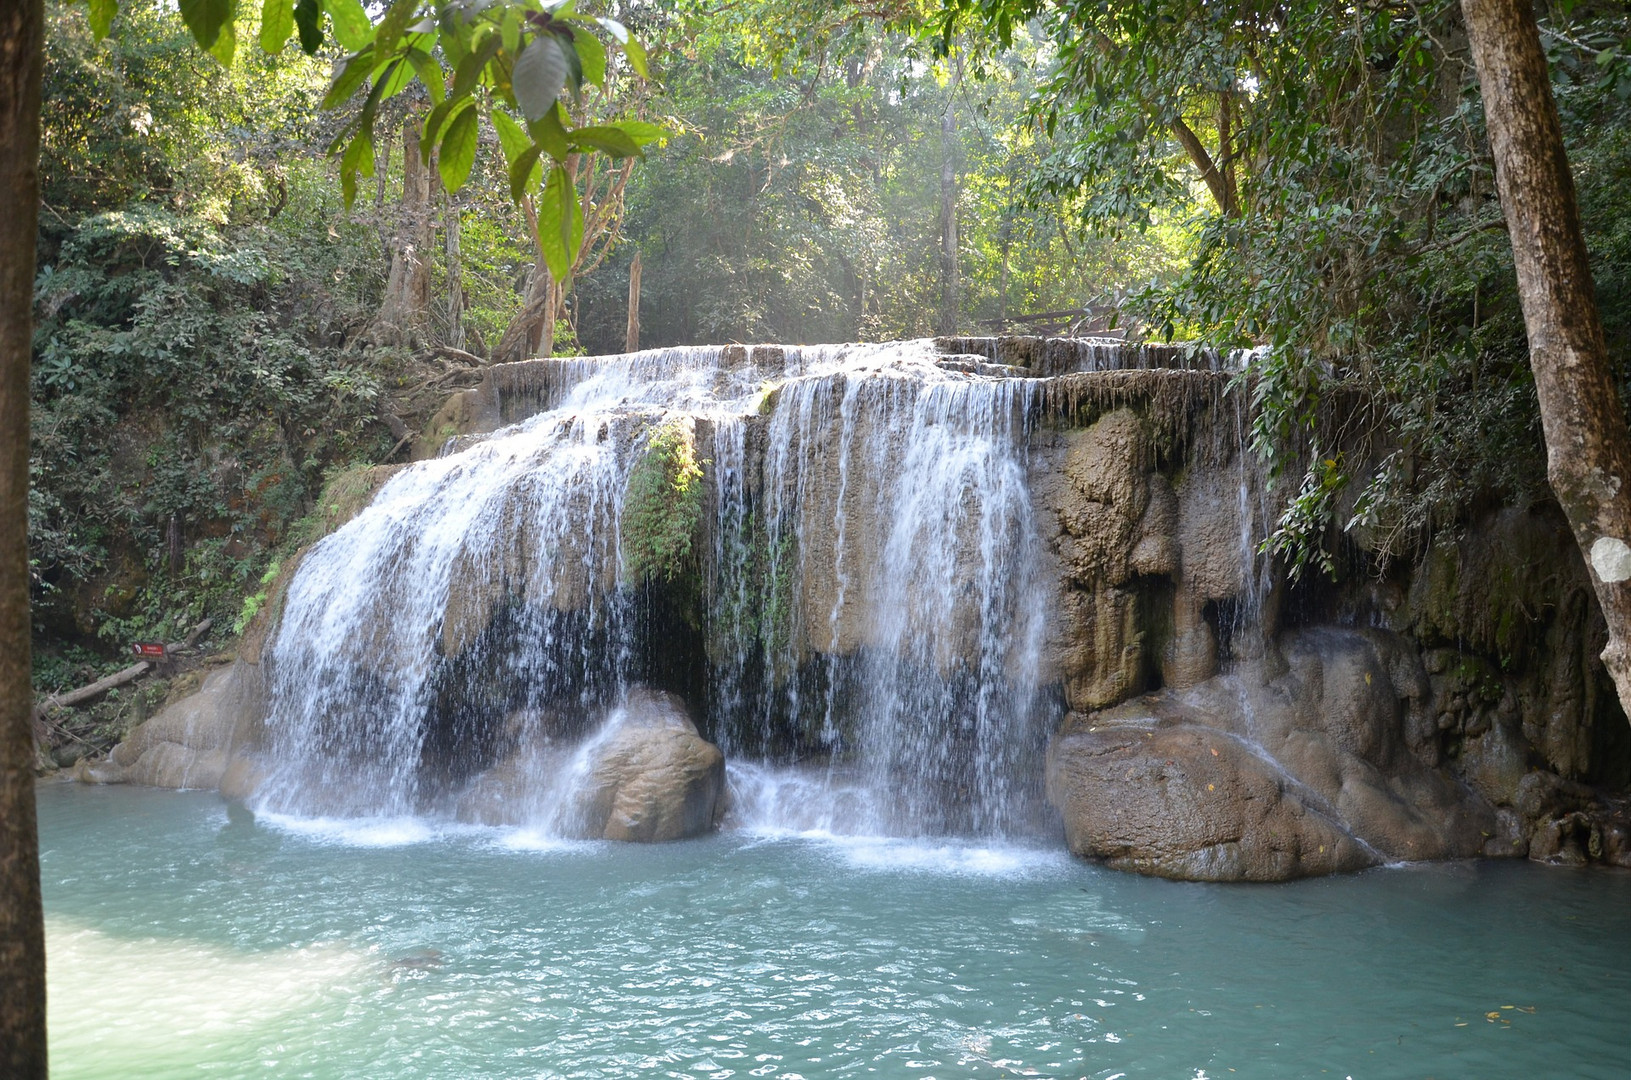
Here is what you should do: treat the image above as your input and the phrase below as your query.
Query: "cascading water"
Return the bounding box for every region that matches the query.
[254,338,1201,841]
[708,355,1051,837]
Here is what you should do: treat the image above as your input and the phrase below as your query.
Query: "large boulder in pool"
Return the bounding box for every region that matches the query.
[1048,628,1499,882]
[457,688,726,841]
[82,661,263,790]
[1047,720,1375,881]
[574,689,726,842]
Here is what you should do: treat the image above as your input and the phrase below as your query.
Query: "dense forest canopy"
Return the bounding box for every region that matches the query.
[22,0,1631,683]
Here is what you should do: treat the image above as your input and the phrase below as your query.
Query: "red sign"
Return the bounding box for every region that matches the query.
[131,642,167,659]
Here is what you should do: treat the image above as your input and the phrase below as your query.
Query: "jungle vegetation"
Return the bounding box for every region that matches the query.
[7,0,1631,1068]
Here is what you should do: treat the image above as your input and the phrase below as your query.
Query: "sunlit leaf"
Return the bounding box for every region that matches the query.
[258,0,293,52]
[406,47,445,103]
[570,26,605,87]
[208,14,236,66]
[178,0,233,49]
[322,47,376,109]
[438,106,480,192]
[88,0,118,40]
[571,125,642,159]
[327,0,371,52]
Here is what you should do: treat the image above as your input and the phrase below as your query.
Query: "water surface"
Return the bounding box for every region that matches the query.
[41,784,1631,1079]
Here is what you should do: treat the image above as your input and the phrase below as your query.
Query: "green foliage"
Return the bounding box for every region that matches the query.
[1263,454,1349,583]
[80,0,662,280]
[939,0,1631,571]
[233,558,282,634]
[31,2,397,649]
[620,420,705,584]
[573,20,1187,349]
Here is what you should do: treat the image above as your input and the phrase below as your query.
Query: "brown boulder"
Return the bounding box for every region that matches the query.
[575,690,726,842]
[1047,628,1499,881]
[1047,718,1374,882]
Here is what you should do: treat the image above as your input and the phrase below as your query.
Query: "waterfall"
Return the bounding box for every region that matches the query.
[253,339,1172,839]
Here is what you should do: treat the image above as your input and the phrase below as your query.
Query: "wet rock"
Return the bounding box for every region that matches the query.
[1047,718,1374,881]
[100,661,264,790]
[218,750,268,802]
[575,689,726,842]
[1047,628,1498,881]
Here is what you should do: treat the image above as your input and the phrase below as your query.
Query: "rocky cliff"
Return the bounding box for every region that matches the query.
[95,338,1631,874]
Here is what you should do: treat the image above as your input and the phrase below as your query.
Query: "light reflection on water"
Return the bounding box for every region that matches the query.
[39,784,1631,1079]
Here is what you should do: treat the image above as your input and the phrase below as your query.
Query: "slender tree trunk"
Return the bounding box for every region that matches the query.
[625,249,641,353]
[444,193,465,351]
[0,0,48,1073]
[937,55,963,336]
[1463,0,1631,721]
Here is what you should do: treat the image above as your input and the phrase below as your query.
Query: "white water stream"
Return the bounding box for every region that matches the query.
[255,340,1171,839]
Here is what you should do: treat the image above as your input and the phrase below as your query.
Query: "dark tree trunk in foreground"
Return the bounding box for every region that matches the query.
[0,0,48,1073]
[1463,0,1631,721]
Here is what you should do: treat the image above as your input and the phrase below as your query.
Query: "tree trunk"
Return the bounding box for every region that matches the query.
[378,115,433,338]
[625,250,641,353]
[0,0,48,1072]
[1462,0,1631,721]
[443,192,465,351]
[937,55,963,336]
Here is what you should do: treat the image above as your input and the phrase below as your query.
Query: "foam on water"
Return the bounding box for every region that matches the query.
[255,811,454,847]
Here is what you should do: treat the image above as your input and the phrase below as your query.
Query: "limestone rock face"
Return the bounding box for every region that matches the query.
[1048,721,1375,881]
[575,690,726,842]
[1047,628,1499,881]
[96,661,264,790]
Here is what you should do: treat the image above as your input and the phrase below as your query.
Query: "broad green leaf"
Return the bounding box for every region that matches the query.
[178,0,233,49]
[452,32,503,99]
[372,0,419,63]
[292,0,321,53]
[375,50,417,98]
[528,103,570,161]
[508,143,545,201]
[339,129,374,205]
[208,14,236,66]
[621,35,649,79]
[614,120,670,147]
[569,26,605,87]
[536,164,573,280]
[500,6,521,56]
[559,34,583,93]
[494,111,543,197]
[491,109,531,167]
[570,124,641,159]
[88,0,117,40]
[327,0,371,52]
[322,46,375,108]
[259,0,292,52]
[513,36,568,122]
[406,47,445,103]
[438,106,480,192]
[595,16,627,44]
[419,97,462,163]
